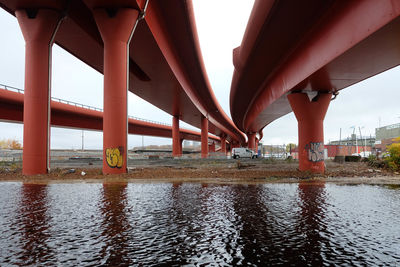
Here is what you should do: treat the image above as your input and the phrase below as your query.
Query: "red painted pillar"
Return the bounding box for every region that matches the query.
[221,136,227,154]
[172,115,181,157]
[248,133,256,151]
[16,9,62,175]
[93,8,139,174]
[179,139,183,155]
[255,138,259,153]
[288,92,332,173]
[231,142,238,149]
[209,142,215,153]
[201,115,208,158]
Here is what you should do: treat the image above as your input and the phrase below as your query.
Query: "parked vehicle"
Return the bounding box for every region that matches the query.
[232,147,257,159]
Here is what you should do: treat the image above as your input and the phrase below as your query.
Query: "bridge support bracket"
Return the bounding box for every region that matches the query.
[288,92,332,173]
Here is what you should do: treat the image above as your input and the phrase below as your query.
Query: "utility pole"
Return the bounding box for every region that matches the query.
[142,135,144,150]
[359,126,367,157]
[355,133,358,155]
[351,126,357,155]
[358,127,363,156]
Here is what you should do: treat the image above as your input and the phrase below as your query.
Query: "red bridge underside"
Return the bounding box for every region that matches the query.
[0,88,220,144]
[231,0,400,134]
[0,0,245,144]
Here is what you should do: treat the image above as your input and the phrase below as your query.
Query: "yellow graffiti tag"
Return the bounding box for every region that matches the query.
[105,147,124,168]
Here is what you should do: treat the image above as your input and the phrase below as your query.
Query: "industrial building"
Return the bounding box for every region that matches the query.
[375,123,400,152]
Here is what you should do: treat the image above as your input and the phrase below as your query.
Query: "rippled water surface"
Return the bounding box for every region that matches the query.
[0,182,399,266]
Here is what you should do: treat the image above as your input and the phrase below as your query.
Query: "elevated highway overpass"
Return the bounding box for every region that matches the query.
[230,0,400,172]
[0,86,221,148]
[0,0,244,174]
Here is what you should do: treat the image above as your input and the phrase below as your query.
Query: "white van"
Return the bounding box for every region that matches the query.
[232,147,257,159]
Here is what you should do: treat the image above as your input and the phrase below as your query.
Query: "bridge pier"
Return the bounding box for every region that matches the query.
[288,92,332,173]
[231,141,239,150]
[209,142,215,153]
[201,115,208,158]
[93,8,139,174]
[16,9,62,175]
[220,135,227,154]
[255,138,259,154]
[247,133,256,151]
[172,115,181,157]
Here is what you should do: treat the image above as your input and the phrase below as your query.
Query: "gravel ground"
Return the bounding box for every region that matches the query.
[1,158,399,185]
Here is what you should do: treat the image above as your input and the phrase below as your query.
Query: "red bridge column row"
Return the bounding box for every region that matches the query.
[17,6,139,175]
[16,6,227,175]
[173,115,228,158]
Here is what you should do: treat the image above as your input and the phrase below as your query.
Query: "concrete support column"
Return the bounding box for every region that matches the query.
[288,92,332,173]
[201,115,208,158]
[172,115,181,157]
[93,8,139,174]
[16,9,62,175]
[209,142,215,153]
[248,133,256,151]
[179,139,183,155]
[258,130,263,142]
[220,135,227,154]
[231,142,239,149]
[255,138,259,154]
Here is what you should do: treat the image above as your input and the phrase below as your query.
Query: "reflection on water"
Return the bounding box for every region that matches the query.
[18,184,53,265]
[0,181,399,266]
[100,183,131,266]
[297,181,327,265]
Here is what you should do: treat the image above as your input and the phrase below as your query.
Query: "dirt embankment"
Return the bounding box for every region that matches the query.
[0,159,399,184]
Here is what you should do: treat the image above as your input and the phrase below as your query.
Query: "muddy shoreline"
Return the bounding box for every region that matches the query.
[1,159,399,185]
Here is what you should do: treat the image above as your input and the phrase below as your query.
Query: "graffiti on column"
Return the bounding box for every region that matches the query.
[305,142,324,162]
[105,146,124,168]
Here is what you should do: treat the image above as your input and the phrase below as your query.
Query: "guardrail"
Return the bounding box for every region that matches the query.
[0,83,175,127]
[0,83,23,94]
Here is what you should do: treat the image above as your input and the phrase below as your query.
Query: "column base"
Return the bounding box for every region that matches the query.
[288,92,332,173]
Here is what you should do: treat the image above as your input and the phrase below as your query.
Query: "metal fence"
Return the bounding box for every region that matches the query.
[260,144,288,158]
[0,149,22,162]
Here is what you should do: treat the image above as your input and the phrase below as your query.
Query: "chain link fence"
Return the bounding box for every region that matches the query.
[259,144,288,159]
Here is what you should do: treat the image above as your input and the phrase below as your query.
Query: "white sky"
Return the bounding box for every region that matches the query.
[0,1,399,149]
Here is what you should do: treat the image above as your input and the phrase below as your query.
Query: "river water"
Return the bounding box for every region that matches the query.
[0,181,399,266]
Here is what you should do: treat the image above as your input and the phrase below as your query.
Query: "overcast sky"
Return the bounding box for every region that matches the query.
[0,1,399,149]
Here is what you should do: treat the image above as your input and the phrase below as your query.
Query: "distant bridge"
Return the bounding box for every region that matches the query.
[0,85,221,147]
